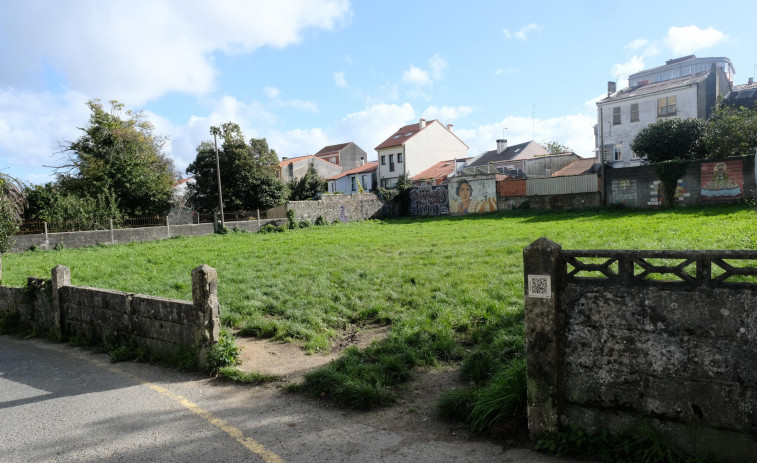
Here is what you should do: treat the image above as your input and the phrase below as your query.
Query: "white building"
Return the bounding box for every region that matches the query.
[596,59,731,168]
[375,119,468,188]
[327,161,377,194]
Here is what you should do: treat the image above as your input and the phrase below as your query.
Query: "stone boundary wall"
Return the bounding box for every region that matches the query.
[605,155,756,208]
[289,193,396,223]
[498,192,600,210]
[523,238,757,462]
[10,218,286,253]
[0,265,219,368]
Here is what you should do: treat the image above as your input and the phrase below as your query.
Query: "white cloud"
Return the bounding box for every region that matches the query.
[457,113,595,159]
[422,105,474,123]
[336,103,415,155]
[428,54,448,80]
[334,72,348,88]
[625,39,649,51]
[0,0,352,105]
[402,65,432,86]
[611,55,646,87]
[268,128,330,157]
[503,23,541,41]
[264,87,281,99]
[281,99,319,112]
[665,26,727,55]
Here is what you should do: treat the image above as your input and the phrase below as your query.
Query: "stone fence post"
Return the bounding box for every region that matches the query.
[191,264,220,369]
[523,237,563,438]
[51,265,71,341]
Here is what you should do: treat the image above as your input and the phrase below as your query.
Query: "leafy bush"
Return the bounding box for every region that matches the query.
[206,329,240,374]
[314,215,327,226]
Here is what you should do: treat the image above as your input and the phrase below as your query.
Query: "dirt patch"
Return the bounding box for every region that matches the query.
[233,324,488,443]
[234,323,390,382]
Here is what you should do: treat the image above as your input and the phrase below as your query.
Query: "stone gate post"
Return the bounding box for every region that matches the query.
[191,265,220,369]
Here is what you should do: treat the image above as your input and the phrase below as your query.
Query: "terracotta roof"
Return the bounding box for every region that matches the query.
[551,158,600,177]
[315,143,351,156]
[278,155,339,169]
[599,72,709,104]
[327,161,378,180]
[171,177,194,188]
[412,158,470,181]
[375,122,426,150]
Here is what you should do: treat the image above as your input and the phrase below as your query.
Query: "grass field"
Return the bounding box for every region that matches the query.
[2,204,755,429]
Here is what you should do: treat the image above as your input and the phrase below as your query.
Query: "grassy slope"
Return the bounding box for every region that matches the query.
[3,205,754,353]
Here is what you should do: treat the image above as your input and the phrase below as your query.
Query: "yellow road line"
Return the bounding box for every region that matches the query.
[83,353,284,463]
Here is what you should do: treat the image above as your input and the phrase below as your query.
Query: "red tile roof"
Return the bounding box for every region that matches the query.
[551,158,598,177]
[412,158,470,181]
[375,120,469,151]
[327,161,378,180]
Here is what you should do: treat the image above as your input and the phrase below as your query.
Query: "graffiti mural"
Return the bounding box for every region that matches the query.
[448,178,497,215]
[701,160,743,200]
[408,185,449,216]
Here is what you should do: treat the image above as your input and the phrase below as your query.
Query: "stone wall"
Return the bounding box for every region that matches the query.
[289,193,395,223]
[10,218,285,253]
[0,265,220,368]
[498,192,601,210]
[605,155,755,208]
[523,238,757,462]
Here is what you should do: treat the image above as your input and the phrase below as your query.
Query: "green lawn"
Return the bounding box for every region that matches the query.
[2,204,755,419]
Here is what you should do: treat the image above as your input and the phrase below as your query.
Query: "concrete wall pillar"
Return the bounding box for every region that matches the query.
[50,265,71,341]
[191,264,220,369]
[523,237,563,438]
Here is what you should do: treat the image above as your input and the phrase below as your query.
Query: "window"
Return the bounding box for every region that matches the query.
[397,153,403,163]
[612,107,621,125]
[380,155,386,165]
[361,175,367,190]
[389,154,395,172]
[631,150,640,159]
[351,176,356,192]
[657,96,677,117]
[630,103,639,122]
[613,144,622,162]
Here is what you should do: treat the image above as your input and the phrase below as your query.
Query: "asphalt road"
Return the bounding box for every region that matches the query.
[0,336,574,463]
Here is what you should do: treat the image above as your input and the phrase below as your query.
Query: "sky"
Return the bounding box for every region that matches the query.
[2,0,756,185]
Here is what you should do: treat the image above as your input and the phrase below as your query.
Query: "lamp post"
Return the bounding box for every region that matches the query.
[210,126,225,229]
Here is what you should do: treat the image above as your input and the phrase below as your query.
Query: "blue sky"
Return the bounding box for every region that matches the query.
[2,0,755,185]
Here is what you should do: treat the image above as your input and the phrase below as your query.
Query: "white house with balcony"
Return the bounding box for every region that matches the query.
[596,58,731,168]
[375,118,468,188]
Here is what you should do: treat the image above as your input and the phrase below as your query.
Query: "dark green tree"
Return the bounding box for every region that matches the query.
[630,117,707,163]
[702,101,757,159]
[186,123,287,212]
[56,99,177,216]
[631,118,708,208]
[0,173,25,281]
[289,162,325,200]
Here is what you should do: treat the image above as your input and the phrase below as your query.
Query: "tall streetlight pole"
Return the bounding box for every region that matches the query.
[210,126,225,229]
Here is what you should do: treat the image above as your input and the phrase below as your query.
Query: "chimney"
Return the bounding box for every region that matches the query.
[750,77,754,85]
[419,118,426,129]
[496,139,507,154]
[282,156,288,160]
[447,123,454,132]
[607,81,616,97]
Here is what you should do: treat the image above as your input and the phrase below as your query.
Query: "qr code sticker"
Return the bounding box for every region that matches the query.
[528,275,551,299]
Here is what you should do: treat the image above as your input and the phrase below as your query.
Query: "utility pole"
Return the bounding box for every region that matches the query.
[210,126,225,229]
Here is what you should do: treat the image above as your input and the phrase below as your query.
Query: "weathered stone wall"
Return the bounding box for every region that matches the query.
[524,239,757,462]
[0,265,220,367]
[499,192,601,210]
[605,155,755,208]
[289,194,396,223]
[10,219,284,253]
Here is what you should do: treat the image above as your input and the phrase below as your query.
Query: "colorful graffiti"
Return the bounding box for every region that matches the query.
[408,186,449,216]
[701,160,743,200]
[448,178,497,215]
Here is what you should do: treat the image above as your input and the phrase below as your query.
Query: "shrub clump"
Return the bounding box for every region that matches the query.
[206,329,241,374]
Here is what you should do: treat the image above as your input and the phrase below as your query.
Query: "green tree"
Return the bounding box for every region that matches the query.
[0,173,24,281]
[702,101,757,159]
[289,162,325,200]
[543,140,573,154]
[631,118,708,208]
[186,123,287,212]
[56,99,177,216]
[630,117,707,163]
